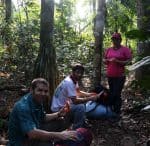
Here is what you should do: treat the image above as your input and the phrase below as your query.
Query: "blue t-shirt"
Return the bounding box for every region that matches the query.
[8,93,45,146]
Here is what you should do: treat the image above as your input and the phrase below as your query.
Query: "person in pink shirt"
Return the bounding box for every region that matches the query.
[103,32,132,116]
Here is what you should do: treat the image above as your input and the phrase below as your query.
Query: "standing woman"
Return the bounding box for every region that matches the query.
[103,32,132,116]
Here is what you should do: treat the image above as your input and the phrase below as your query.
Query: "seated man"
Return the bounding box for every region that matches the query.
[8,78,87,146]
[51,64,99,130]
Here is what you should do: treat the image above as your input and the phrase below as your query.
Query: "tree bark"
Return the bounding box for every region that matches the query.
[93,0,106,86]
[4,0,12,53]
[34,0,57,111]
[136,0,150,81]
[5,0,11,22]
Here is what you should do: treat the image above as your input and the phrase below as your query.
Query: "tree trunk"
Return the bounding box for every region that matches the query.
[34,0,57,111]
[136,0,150,84]
[5,0,11,22]
[93,0,106,86]
[4,0,12,53]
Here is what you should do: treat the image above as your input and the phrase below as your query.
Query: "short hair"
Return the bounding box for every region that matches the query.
[31,78,49,90]
[71,63,84,72]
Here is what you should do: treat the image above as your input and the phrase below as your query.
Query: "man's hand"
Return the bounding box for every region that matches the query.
[57,101,70,118]
[57,107,67,118]
[59,131,78,141]
[90,90,104,101]
[87,92,97,96]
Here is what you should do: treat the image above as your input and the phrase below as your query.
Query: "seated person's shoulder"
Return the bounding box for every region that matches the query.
[13,94,30,113]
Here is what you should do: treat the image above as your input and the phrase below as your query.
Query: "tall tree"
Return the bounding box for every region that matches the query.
[136,0,150,83]
[5,0,11,22]
[93,0,106,85]
[34,0,57,110]
[4,0,12,53]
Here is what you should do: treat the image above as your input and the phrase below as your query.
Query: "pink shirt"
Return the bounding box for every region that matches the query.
[104,45,132,77]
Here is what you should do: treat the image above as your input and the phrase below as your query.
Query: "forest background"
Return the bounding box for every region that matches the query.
[0,0,150,145]
[0,0,150,108]
[1,0,149,98]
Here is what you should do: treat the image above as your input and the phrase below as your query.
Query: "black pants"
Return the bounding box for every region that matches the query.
[108,76,125,114]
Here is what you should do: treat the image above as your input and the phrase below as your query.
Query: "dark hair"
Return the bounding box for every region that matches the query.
[31,78,49,90]
[71,63,84,72]
[93,84,110,105]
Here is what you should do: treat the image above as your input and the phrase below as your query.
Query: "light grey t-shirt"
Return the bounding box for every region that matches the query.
[51,76,78,112]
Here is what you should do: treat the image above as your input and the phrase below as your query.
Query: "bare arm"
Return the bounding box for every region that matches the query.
[27,129,77,141]
[45,107,67,122]
[105,57,131,65]
[76,90,96,97]
[71,94,100,104]
[103,58,109,64]
[115,58,132,65]
[45,112,59,122]
[73,88,104,104]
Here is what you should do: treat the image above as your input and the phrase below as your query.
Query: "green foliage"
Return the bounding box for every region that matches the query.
[130,77,150,92]
[54,0,94,75]
[0,0,40,82]
[54,28,94,74]
[125,29,150,41]
[104,0,137,55]
[121,0,136,13]
[139,75,150,89]
[1,0,148,87]
[106,0,136,34]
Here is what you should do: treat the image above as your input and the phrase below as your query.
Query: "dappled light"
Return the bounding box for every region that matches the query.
[0,0,150,146]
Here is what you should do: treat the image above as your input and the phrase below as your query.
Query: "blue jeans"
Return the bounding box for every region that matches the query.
[108,76,125,114]
[86,103,117,119]
[70,104,86,130]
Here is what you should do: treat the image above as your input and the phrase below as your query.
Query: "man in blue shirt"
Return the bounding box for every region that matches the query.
[8,78,78,146]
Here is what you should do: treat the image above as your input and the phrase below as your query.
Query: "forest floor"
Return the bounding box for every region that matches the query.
[90,90,150,146]
[0,72,150,146]
[83,73,150,146]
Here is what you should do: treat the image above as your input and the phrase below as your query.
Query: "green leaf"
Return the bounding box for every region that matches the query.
[125,29,150,40]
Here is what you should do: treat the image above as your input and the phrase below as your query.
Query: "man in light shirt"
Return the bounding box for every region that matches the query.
[51,64,100,129]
